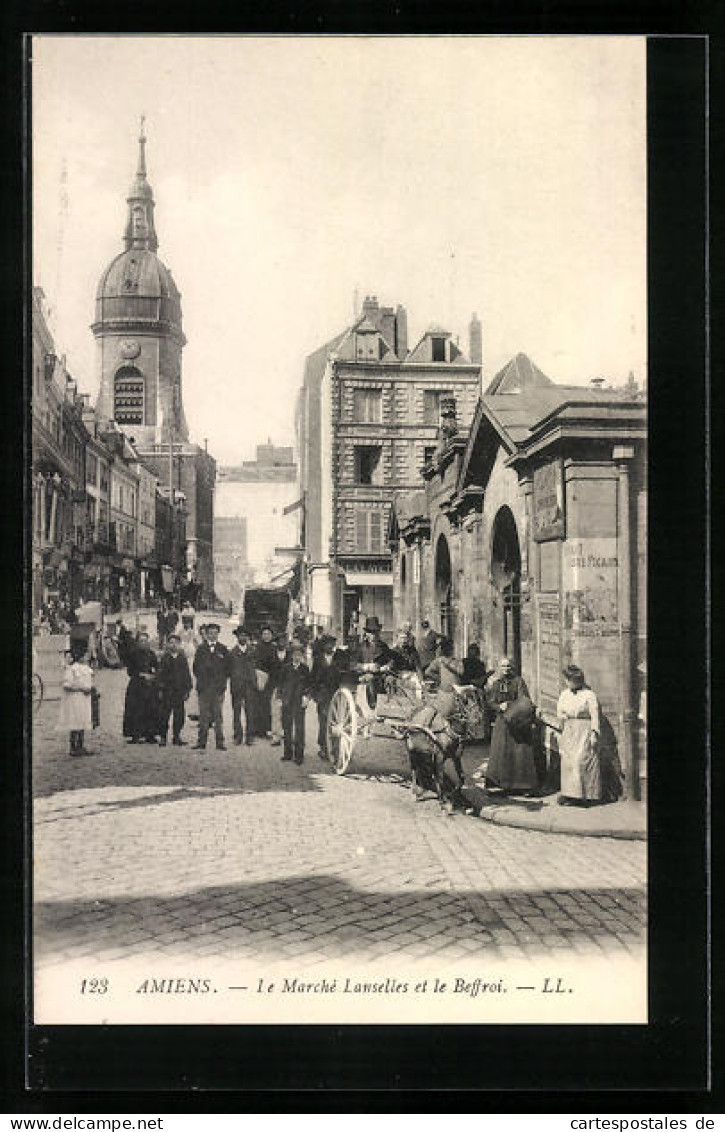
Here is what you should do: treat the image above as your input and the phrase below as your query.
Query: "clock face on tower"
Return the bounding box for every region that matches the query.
[119,340,141,360]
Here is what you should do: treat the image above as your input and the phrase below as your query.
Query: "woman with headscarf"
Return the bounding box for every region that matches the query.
[122,631,160,744]
[484,657,538,796]
[556,664,602,806]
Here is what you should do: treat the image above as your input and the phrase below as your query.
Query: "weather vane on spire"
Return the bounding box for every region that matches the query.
[139,114,146,141]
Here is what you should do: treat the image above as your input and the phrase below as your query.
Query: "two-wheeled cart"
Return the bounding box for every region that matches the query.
[326,668,485,778]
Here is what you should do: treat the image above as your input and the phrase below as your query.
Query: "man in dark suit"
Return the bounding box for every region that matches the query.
[193,622,230,751]
[157,633,193,746]
[278,642,311,765]
[310,634,340,760]
[228,626,258,746]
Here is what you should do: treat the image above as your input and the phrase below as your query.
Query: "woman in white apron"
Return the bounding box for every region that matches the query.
[556,664,602,805]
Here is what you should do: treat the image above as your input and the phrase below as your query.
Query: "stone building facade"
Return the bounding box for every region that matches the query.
[31,288,88,614]
[390,355,647,798]
[297,296,482,638]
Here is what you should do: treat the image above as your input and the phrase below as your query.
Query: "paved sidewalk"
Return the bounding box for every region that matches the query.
[460,753,646,841]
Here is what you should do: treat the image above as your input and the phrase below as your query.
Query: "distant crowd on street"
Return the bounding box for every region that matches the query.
[57,603,623,813]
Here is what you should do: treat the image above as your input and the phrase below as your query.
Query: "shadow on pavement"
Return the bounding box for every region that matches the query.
[33,783,260,823]
[32,742,327,800]
[34,872,647,963]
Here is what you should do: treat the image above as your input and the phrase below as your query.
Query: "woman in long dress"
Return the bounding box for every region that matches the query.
[556,664,602,805]
[122,632,159,743]
[484,657,538,795]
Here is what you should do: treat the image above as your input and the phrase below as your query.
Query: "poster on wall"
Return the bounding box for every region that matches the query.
[563,537,619,632]
[537,593,562,717]
[533,458,565,541]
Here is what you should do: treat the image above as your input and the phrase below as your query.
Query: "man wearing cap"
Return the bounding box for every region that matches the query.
[310,634,340,760]
[278,642,312,764]
[157,632,193,746]
[193,623,230,751]
[228,627,258,746]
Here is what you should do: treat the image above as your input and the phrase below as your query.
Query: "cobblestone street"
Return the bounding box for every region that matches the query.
[33,665,647,990]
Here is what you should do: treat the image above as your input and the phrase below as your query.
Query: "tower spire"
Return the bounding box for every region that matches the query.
[137,114,147,178]
[124,117,158,252]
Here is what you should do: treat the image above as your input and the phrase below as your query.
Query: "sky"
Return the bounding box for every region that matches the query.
[32,35,646,466]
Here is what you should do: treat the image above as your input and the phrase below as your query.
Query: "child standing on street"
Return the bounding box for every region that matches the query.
[279,642,311,765]
[59,643,94,757]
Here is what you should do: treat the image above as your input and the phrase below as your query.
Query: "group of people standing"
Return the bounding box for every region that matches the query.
[118,619,338,765]
[59,600,616,811]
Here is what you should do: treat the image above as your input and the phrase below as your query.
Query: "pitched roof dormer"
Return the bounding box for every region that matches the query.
[406,327,468,365]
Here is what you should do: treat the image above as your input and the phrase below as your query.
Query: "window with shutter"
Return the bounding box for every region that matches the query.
[354,388,382,423]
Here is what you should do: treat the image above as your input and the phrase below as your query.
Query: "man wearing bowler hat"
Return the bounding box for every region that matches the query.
[228,626,258,746]
[356,615,391,669]
[193,622,230,751]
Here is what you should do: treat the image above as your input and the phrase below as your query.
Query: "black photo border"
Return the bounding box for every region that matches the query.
[1,7,715,1109]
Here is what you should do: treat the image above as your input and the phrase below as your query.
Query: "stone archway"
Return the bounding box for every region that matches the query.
[490,505,522,670]
[434,533,453,638]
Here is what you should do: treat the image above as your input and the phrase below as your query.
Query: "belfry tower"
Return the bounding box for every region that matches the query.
[92,121,216,601]
[93,118,189,446]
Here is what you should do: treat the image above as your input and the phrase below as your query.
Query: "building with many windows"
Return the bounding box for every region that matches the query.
[31,287,88,614]
[296,295,482,638]
[100,423,140,610]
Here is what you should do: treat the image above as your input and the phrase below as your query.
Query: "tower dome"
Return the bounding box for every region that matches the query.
[94,249,183,337]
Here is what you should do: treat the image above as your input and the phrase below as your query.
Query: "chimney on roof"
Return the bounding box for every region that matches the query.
[362,295,379,320]
[469,312,483,367]
[394,305,408,360]
[379,305,396,353]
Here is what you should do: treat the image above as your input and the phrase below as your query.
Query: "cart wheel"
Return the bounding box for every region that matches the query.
[327,686,357,775]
